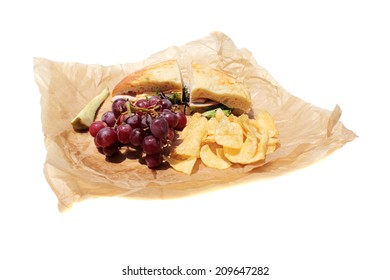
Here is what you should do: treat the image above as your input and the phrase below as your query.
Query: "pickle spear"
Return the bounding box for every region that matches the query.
[71,87,110,130]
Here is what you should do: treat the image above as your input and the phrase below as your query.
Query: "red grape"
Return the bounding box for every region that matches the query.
[142,135,162,155]
[103,144,119,157]
[150,117,169,139]
[145,153,163,169]
[117,114,129,125]
[148,96,161,107]
[126,114,142,129]
[130,128,145,147]
[89,121,107,137]
[135,99,149,108]
[161,109,178,128]
[112,98,127,118]
[141,114,152,129]
[117,124,132,144]
[161,98,172,110]
[101,111,116,127]
[95,127,117,148]
[175,111,187,130]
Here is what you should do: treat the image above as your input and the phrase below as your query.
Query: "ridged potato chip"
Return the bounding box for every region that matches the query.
[215,119,243,149]
[200,143,231,169]
[244,134,269,164]
[215,108,228,121]
[266,137,280,155]
[203,117,218,143]
[256,111,278,137]
[223,133,257,164]
[206,117,218,135]
[237,114,260,137]
[180,113,204,139]
[164,156,197,175]
[174,115,207,158]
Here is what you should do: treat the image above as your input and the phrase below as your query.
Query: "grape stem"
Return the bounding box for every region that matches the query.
[113,102,160,129]
[126,100,131,115]
[129,104,159,117]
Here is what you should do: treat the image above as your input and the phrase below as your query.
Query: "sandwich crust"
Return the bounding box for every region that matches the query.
[190,64,252,112]
[112,60,183,97]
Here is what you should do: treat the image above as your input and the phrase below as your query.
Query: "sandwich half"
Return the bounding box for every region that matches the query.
[112,60,183,101]
[189,63,252,113]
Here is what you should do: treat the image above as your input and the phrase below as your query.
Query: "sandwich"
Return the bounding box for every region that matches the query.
[111,60,252,114]
[112,60,183,102]
[189,63,252,114]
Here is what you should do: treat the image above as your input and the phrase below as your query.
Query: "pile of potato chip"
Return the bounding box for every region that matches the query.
[164,109,279,175]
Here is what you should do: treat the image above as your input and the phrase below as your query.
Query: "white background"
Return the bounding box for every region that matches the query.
[1,1,389,279]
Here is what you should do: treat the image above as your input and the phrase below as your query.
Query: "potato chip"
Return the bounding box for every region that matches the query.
[215,119,243,149]
[266,143,277,155]
[203,117,218,143]
[256,111,278,137]
[174,115,207,158]
[216,147,230,162]
[244,134,269,164]
[203,135,216,143]
[215,108,228,121]
[206,117,218,136]
[237,114,257,136]
[223,133,257,164]
[266,137,280,154]
[228,114,237,122]
[179,128,189,140]
[180,113,204,139]
[164,156,197,175]
[200,143,231,169]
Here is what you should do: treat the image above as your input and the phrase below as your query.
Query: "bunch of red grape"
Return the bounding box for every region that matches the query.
[89,95,187,169]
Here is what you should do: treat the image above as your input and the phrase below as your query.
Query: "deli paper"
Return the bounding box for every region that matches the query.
[34,32,356,211]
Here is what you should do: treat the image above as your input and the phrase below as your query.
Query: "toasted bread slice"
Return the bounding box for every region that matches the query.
[190,64,251,112]
[112,60,183,98]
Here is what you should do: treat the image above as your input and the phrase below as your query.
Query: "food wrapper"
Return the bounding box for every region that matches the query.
[34,32,356,211]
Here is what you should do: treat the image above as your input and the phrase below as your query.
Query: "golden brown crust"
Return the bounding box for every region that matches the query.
[190,64,252,112]
[112,60,183,97]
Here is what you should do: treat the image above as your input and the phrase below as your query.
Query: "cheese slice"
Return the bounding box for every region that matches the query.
[189,98,220,108]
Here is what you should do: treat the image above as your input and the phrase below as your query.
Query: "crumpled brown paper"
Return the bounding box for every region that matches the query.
[34,32,356,211]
